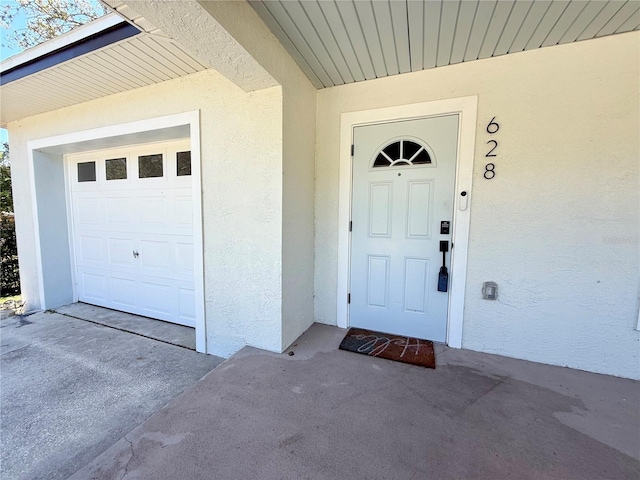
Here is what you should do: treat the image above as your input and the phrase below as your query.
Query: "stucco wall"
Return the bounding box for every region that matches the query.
[194,0,318,351]
[31,151,74,308]
[314,32,640,379]
[9,69,284,356]
[280,84,317,350]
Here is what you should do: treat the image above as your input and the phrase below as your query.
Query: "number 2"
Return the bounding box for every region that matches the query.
[486,139,498,157]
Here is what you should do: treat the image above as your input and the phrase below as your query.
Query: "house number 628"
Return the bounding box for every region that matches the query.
[484,117,499,179]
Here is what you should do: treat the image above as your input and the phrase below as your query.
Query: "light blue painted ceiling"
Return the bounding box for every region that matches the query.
[249,0,640,88]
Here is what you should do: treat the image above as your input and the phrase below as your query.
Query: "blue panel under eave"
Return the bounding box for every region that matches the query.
[0,22,141,85]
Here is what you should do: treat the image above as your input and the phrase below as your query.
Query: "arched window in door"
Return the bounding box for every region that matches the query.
[372,139,433,168]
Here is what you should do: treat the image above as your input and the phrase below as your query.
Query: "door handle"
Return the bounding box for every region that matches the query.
[133,250,139,258]
[438,241,448,292]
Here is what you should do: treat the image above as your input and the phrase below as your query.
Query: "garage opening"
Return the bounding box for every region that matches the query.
[27,112,206,352]
[67,140,195,327]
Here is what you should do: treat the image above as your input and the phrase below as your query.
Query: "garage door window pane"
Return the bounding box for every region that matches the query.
[106,158,127,180]
[138,154,163,178]
[77,161,96,182]
[177,151,191,176]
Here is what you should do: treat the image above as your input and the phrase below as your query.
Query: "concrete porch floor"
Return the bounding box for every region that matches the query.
[72,324,640,480]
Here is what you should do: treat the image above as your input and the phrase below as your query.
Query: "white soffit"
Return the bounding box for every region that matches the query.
[103,0,279,92]
[0,33,208,127]
[249,0,640,88]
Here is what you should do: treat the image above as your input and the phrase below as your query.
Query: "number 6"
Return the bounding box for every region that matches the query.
[487,117,499,134]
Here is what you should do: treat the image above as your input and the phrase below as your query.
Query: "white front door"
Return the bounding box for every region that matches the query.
[350,115,459,342]
[68,140,196,327]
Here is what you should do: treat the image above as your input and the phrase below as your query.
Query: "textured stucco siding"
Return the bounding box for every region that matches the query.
[280,82,317,351]
[9,70,284,356]
[193,0,318,351]
[314,32,640,379]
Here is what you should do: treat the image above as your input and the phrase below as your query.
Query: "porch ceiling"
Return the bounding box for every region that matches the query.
[2,1,638,127]
[249,0,640,88]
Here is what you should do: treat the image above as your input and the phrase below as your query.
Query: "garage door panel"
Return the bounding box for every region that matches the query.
[111,276,138,307]
[78,235,104,263]
[76,268,195,327]
[69,141,195,328]
[81,272,108,301]
[108,238,136,267]
[175,196,193,227]
[135,234,194,277]
[140,282,175,316]
[176,242,194,273]
[178,288,196,326]
[139,239,172,271]
[76,198,105,225]
[138,196,170,226]
[106,197,133,226]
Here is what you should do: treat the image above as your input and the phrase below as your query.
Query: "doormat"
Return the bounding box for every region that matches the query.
[338,328,435,369]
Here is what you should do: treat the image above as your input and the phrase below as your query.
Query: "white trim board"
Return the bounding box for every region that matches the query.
[26,111,207,353]
[337,96,478,348]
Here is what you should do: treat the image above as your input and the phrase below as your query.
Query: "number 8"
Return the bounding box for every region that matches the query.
[484,163,495,179]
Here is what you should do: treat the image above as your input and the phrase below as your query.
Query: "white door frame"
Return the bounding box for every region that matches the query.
[337,97,477,348]
[26,111,206,353]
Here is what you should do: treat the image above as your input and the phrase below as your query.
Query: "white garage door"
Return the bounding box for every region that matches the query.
[67,140,196,327]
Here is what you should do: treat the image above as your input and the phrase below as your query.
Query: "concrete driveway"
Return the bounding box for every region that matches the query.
[72,324,640,480]
[0,310,222,480]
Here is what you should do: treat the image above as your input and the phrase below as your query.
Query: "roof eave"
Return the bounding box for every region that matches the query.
[1,14,129,73]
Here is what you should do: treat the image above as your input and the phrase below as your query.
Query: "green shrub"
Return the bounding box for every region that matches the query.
[1,214,20,296]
